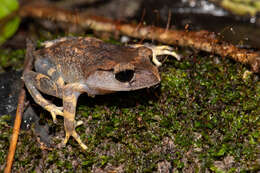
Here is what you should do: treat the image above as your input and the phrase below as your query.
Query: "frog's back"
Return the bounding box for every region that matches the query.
[36,37,104,63]
[35,37,140,83]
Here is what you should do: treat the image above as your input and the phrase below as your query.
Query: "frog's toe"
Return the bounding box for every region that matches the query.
[51,107,63,123]
[50,112,58,123]
[45,104,64,123]
[55,106,64,115]
[63,129,87,150]
[151,45,181,64]
[152,56,162,67]
[63,119,87,150]
[76,120,84,127]
[72,131,87,150]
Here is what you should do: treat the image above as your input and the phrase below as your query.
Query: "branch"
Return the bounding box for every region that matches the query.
[4,39,34,173]
[19,3,260,72]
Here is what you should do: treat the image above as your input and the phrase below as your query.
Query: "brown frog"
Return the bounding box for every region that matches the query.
[23,36,180,149]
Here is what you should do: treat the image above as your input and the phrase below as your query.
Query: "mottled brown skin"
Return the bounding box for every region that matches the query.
[23,37,162,149]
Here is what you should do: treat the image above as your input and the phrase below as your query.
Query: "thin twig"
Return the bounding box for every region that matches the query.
[18,3,260,72]
[165,9,171,33]
[4,39,34,173]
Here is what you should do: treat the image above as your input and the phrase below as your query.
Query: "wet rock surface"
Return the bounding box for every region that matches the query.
[0,71,22,117]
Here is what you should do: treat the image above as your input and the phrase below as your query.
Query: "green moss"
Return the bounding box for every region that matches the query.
[0,48,25,71]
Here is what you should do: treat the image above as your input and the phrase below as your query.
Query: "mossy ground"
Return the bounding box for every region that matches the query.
[0,43,259,172]
[0,49,25,72]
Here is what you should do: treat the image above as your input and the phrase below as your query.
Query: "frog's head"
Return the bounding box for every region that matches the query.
[85,46,160,93]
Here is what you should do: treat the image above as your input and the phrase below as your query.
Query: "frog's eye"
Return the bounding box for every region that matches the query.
[115,70,134,83]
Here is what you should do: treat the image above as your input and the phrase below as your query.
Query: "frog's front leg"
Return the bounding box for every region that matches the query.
[62,83,94,150]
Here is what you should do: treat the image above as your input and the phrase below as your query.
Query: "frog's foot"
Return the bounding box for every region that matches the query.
[63,119,87,150]
[76,120,84,127]
[150,45,181,66]
[45,104,63,123]
[131,44,181,67]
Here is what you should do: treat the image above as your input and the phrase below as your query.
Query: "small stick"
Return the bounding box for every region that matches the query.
[165,9,171,33]
[4,39,34,173]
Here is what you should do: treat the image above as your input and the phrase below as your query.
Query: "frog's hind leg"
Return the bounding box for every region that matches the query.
[26,57,67,122]
[23,70,64,123]
[35,58,65,87]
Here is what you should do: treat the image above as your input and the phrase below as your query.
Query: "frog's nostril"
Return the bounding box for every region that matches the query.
[115,70,134,82]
